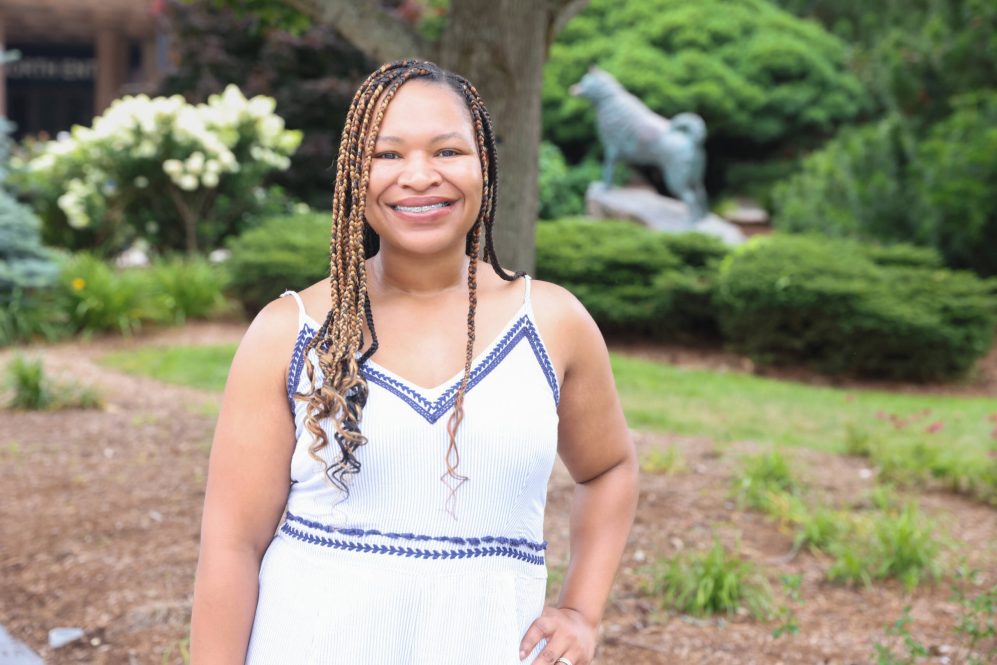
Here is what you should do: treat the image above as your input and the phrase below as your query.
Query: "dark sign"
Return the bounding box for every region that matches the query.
[6,56,96,81]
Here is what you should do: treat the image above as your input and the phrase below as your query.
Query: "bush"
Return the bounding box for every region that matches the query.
[535,218,728,338]
[57,253,229,336]
[147,255,231,323]
[225,212,330,315]
[543,0,869,186]
[913,91,997,276]
[732,449,800,511]
[771,115,914,242]
[12,86,302,255]
[537,141,603,220]
[827,502,941,590]
[772,92,997,277]
[3,354,102,411]
[643,539,771,618]
[715,234,997,380]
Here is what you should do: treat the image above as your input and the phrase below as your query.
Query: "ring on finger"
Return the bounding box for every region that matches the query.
[555,658,573,665]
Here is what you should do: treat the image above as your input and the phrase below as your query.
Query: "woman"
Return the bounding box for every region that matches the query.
[190,59,637,665]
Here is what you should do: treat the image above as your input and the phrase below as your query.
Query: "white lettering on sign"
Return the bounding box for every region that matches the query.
[6,57,96,81]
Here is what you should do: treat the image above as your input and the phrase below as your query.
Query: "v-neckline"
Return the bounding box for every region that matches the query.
[302,300,530,396]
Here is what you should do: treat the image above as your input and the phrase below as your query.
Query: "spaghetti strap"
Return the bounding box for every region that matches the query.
[280,290,307,329]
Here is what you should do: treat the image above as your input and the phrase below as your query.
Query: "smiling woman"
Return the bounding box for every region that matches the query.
[189,59,638,665]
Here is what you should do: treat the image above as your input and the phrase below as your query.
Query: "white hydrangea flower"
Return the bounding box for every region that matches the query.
[163,159,184,176]
[186,151,206,175]
[201,171,220,188]
[176,174,199,191]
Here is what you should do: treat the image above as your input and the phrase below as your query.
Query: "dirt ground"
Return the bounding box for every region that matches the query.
[0,322,994,664]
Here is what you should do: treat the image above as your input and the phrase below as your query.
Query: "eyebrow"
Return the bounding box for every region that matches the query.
[376,131,468,145]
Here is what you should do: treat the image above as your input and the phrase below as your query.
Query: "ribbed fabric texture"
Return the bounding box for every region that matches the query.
[245,276,560,664]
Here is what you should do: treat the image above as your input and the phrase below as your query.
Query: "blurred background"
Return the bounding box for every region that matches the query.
[0,1,994,663]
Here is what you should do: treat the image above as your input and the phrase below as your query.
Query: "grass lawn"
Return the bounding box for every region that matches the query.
[611,355,994,454]
[100,344,237,392]
[98,344,995,499]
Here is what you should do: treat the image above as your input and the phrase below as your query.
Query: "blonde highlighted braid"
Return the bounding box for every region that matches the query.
[297,60,522,501]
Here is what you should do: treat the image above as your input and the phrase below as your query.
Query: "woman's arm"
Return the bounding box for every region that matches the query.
[520,284,639,664]
[189,298,300,664]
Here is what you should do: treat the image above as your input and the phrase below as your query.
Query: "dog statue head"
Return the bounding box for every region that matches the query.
[570,66,624,103]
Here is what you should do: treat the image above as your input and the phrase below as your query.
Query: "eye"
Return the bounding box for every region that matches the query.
[437,148,461,158]
[374,151,401,160]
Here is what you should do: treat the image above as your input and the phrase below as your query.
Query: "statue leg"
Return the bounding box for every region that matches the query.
[602,150,617,187]
[664,163,703,222]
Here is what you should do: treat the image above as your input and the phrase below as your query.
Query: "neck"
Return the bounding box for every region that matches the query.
[370,246,471,297]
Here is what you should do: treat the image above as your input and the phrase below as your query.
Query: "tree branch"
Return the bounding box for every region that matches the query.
[286,0,430,63]
[547,0,589,46]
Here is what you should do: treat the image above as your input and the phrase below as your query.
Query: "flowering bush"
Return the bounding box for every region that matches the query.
[13,85,302,254]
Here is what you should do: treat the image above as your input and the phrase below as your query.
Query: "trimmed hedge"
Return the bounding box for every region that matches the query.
[535,218,728,338]
[225,212,330,314]
[715,235,997,379]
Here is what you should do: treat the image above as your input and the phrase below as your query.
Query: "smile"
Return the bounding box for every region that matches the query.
[391,202,453,213]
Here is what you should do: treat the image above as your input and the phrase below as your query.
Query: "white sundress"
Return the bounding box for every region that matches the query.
[245,276,561,664]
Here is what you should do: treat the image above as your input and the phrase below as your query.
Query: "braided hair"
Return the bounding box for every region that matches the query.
[298,59,522,502]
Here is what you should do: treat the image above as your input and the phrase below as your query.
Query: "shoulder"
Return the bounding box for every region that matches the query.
[528,278,606,376]
[230,293,303,391]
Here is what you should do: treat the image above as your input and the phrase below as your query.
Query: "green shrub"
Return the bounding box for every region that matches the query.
[60,254,162,336]
[535,218,728,338]
[643,539,771,618]
[827,503,941,590]
[772,92,997,277]
[225,212,330,315]
[715,234,997,380]
[56,253,228,336]
[544,0,869,188]
[733,449,800,511]
[4,354,102,410]
[537,142,603,220]
[913,91,997,276]
[0,288,70,347]
[147,255,230,323]
[771,115,914,242]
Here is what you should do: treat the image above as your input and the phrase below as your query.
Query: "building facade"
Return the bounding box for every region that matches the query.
[0,0,168,138]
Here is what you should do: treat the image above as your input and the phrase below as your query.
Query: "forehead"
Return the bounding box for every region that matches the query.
[377,80,474,139]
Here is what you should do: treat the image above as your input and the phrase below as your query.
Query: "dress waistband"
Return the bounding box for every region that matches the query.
[278,512,547,567]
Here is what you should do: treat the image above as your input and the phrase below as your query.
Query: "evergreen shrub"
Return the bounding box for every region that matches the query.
[225,212,330,315]
[715,235,997,379]
[535,218,728,338]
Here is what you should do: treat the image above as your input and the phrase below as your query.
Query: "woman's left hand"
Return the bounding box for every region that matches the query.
[519,606,597,664]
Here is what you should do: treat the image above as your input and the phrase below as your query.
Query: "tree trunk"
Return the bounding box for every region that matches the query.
[437,0,549,274]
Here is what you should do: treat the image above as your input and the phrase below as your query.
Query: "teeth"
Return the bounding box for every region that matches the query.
[394,202,449,213]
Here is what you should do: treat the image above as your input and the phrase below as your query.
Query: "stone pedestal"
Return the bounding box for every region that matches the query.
[585,183,746,245]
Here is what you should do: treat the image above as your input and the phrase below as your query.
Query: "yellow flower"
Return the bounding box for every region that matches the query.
[71,277,86,291]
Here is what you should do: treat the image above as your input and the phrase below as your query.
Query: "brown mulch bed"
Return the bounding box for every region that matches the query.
[0,322,994,664]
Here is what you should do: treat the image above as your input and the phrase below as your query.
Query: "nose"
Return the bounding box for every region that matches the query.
[397,152,442,190]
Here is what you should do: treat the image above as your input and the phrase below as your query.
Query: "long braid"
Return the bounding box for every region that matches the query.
[297,59,522,501]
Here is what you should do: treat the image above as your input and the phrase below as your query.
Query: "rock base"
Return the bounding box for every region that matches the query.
[585,183,746,245]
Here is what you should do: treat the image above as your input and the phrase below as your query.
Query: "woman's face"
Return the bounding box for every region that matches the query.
[364,80,484,258]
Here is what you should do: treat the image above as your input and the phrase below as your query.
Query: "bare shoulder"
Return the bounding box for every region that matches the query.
[232,293,304,387]
[528,279,606,377]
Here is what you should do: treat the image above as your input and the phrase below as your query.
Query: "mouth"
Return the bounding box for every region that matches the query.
[389,201,453,214]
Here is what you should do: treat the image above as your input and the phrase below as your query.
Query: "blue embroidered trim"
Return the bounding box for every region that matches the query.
[285,511,547,551]
[281,523,546,566]
[285,315,560,420]
[286,323,317,413]
[361,316,560,423]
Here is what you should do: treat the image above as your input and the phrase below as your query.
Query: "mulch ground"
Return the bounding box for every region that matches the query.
[0,323,994,664]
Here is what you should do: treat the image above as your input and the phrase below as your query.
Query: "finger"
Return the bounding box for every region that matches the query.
[530,633,571,665]
[519,616,555,660]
